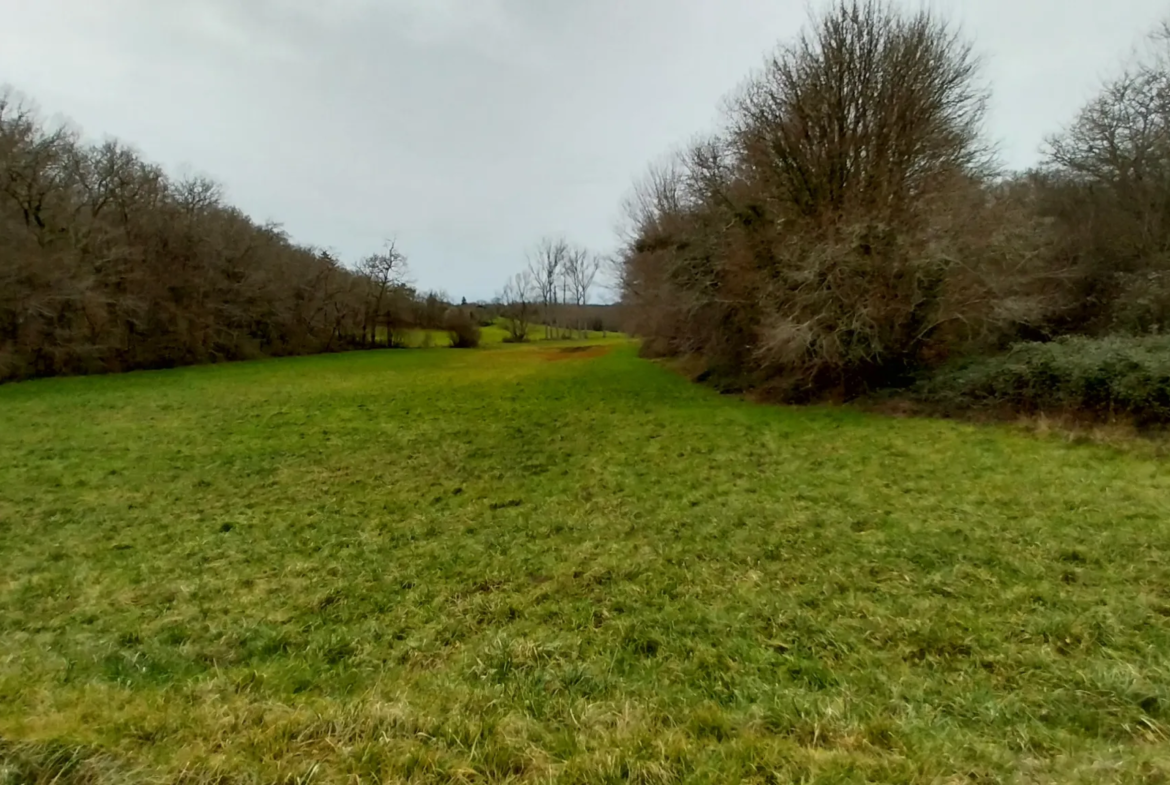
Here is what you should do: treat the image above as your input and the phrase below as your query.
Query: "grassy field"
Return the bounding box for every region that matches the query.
[2,341,1170,784]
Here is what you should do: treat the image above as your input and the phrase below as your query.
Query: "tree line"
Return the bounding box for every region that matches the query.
[0,91,482,383]
[617,0,1170,402]
[496,236,612,343]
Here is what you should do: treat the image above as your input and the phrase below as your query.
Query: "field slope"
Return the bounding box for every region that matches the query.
[2,342,1169,783]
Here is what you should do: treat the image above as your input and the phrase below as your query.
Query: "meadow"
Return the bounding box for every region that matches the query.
[2,340,1169,784]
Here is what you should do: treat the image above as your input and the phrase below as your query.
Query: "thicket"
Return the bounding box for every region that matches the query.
[619,1,1170,420]
[915,337,1170,425]
[443,307,482,348]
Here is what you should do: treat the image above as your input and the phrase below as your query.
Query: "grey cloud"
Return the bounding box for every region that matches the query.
[1,0,1167,299]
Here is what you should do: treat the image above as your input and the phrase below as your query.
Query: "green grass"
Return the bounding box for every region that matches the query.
[2,342,1169,783]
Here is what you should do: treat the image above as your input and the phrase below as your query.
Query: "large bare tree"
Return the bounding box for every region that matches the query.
[528,237,567,340]
[1041,24,1170,333]
[562,245,602,337]
[499,270,536,343]
[357,240,410,347]
[619,0,1057,396]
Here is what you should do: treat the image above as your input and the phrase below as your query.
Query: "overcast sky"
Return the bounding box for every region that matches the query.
[1,0,1166,300]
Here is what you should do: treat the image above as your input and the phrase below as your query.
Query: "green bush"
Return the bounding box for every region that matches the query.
[915,336,1170,425]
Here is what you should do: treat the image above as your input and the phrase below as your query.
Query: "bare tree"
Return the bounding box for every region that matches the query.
[619,0,1037,396]
[732,0,991,219]
[357,240,409,347]
[1041,26,1170,333]
[528,237,567,340]
[499,270,536,343]
[563,246,602,337]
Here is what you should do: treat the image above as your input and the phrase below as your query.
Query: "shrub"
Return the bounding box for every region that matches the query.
[443,309,481,349]
[914,336,1170,425]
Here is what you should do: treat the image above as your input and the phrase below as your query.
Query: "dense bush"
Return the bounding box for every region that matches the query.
[443,308,482,349]
[914,336,1170,425]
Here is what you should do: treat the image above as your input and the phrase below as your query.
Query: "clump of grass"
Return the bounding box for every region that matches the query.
[0,740,133,785]
[1,340,1169,783]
